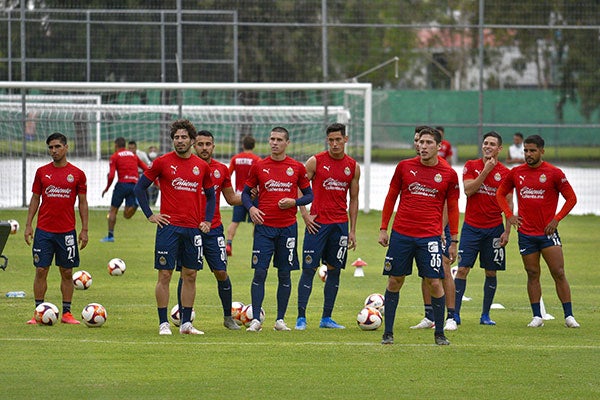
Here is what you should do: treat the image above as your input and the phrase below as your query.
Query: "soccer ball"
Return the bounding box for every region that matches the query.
[356,307,382,331]
[7,219,19,234]
[34,302,60,326]
[231,301,245,325]
[81,303,107,327]
[318,265,328,282]
[72,270,93,290]
[364,293,385,315]
[240,304,265,327]
[170,304,196,327]
[107,258,126,276]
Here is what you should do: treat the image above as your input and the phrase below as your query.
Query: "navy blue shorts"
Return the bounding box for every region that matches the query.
[251,223,299,272]
[518,231,562,256]
[32,228,80,269]
[155,224,203,271]
[458,222,506,271]
[382,230,444,279]
[111,182,137,209]
[302,222,348,270]
[232,199,257,223]
[442,224,451,258]
[201,224,227,272]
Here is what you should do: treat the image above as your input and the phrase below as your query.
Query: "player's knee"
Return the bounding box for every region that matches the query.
[252,268,267,284]
[213,270,228,281]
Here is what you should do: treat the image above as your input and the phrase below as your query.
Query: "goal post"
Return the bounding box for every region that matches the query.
[0,82,372,212]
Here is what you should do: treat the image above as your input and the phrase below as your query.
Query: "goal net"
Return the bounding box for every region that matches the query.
[0,82,372,210]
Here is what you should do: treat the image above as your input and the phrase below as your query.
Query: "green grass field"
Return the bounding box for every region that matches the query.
[1,209,599,399]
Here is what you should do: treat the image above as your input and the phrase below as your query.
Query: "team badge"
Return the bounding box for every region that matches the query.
[213,169,221,179]
[384,259,392,272]
[193,166,200,176]
[434,173,442,183]
[344,166,351,176]
[33,254,40,263]
[494,172,501,181]
[65,234,75,247]
[159,256,167,266]
[539,174,547,183]
[67,174,74,183]
[427,241,439,253]
[286,167,294,176]
[305,255,313,265]
[252,254,259,265]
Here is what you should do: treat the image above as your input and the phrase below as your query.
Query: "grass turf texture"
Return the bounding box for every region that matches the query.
[1,209,599,399]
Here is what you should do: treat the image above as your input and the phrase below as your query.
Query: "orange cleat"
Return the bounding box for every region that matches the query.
[61,312,81,324]
[26,316,37,325]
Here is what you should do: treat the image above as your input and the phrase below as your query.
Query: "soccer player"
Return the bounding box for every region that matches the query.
[295,122,360,330]
[24,132,89,325]
[226,135,261,256]
[436,126,453,165]
[379,127,459,346]
[454,131,512,326]
[506,132,525,164]
[128,140,152,175]
[100,137,148,242]
[496,134,580,328]
[242,127,313,332]
[134,119,216,335]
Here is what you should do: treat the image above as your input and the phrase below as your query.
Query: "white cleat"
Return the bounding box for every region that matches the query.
[273,319,292,331]
[410,317,435,329]
[444,318,458,331]
[565,315,580,328]
[180,321,204,335]
[527,316,544,328]
[246,319,262,332]
[159,322,172,335]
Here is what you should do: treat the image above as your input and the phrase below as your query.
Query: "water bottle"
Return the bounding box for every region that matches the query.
[5,291,26,298]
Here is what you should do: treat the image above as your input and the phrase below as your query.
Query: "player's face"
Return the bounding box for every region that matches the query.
[482,136,502,160]
[269,131,289,157]
[172,129,193,156]
[194,136,215,161]
[418,133,439,162]
[47,139,68,163]
[524,143,544,167]
[327,131,347,158]
[413,132,420,154]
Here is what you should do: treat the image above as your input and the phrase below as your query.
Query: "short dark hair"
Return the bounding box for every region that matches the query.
[514,132,524,139]
[128,140,137,146]
[170,119,197,140]
[524,134,545,149]
[271,126,289,140]
[483,131,503,146]
[242,135,255,150]
[197,130,214,140]
[115,137,126,148]
[435,126,445,134]
[418,127,442,144]
[46,132,67,145]
[326,122,346,136]
[414,125,430,134]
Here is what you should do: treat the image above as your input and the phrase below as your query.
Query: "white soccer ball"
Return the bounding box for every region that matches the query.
[34,302,60,326]
[107,258,126,276]
[240,304,265,327]
[170,304,196,327]
[364,293,385,315]
[81,303,107,327]
[7,219,19,234]
[318,265,328,282]
[72,270,93,290]
[357,306,382,331]
[231,301,245,325]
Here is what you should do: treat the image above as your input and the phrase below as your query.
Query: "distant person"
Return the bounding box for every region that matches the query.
[436,126,453,166]
[506,132,525,164]
[128,140,151,175]
[496,134,579,329]
[24,132,89,325]
[226,135,262,256]
[101,137,148,243]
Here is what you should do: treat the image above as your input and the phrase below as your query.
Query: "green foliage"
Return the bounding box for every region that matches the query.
[1,209,599,399]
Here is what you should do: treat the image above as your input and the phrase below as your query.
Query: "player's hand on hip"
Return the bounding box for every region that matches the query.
[199,221,211,233]
[149,213,170,228]
[378,230,389,247]
[544,219,559,236]
[303,214,320,234]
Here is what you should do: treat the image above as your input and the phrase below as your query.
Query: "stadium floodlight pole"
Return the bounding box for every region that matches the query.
[477,0,485,153]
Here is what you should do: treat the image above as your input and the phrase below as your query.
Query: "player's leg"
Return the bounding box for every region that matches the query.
[410,279,435,329]
[272,224,299,331]
[247,225,274,332]
[53,230,80,324]
[178,227,204,334]
[441,254,457,331]
[479,225,505,325]
[28,228,53,324]
[320,224,347,329]
[153,225,178,333]
[541,241,579,327]
[123,183,138,219]
[296,224,326,329]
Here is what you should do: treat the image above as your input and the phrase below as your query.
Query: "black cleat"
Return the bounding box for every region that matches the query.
[381,332,394,345]
[435,333,451,346]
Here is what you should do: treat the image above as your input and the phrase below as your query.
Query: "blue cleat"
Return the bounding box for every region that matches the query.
[454,313,461,325]
[100,236,114,243]
[480,314,496,325]
[319,317,345,329]
[295,317,307,330]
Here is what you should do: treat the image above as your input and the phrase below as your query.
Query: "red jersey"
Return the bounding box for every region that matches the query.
[498,162,576,236]
[32,162,87,233]
[245,156,310,228]
[104,149,147,191]
[310,151,357,224]
[143,152,213,228]
[439,140,453,161]
[200,159,232,229]
[383,156,459,237]
[463,159,510,228]
[229,151,262,192]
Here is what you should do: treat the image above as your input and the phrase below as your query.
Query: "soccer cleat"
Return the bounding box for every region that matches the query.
[435,333,451,346]
[410,317,435,329]
[444,318,458,331]
[454,313,461,325]
[565,315,580,328]
[527,316,544,328]
[26,316,37,325]
[61,312,81,324]
[100,236,114,243]
[226,243,232,256]
[246,319,262,332]
[180,322,204,335]
[319,317,345,329]
[274,319,292,331]
[480,314,496,326]
[381,332,394,345]
[295,317,307,330]
[223,316,241,330]
[159,322,172,335]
